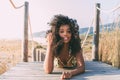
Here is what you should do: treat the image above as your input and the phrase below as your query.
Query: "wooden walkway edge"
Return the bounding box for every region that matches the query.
[0,61,120,80]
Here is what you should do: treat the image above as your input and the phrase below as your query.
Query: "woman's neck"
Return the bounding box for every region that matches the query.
[63,43,69,50]
[60,43,69,54]
[59,43,70,62]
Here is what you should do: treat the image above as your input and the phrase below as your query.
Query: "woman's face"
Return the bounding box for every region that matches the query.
[59,25,72,43]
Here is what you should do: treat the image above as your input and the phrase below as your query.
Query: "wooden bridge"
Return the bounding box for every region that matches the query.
[0,61,120,80]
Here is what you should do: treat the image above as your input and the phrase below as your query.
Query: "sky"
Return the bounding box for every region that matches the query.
[0,0,120,39]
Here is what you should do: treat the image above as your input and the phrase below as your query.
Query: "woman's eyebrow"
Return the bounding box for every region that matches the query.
[59,29,64,30]
[67,28,70,30]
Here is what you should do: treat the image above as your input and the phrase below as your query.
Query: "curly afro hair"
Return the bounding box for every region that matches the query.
[47,14,81,57]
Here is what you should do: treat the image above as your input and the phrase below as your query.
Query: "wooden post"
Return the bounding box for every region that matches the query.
[38,50,40,61]
[23,2,29,62]
[92,3,100,61]
[33,48,36,61]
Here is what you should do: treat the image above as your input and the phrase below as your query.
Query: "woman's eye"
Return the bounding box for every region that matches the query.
[67,30,71,33]
[60,31,64,33]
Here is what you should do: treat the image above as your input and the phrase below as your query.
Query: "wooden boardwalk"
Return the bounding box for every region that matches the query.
[0,61,120,80]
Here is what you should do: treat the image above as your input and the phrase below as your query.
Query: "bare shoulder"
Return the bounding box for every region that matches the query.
[75,50,85,66]
[76,50,83,58]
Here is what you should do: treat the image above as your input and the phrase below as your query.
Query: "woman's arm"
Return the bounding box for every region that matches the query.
[70,50,85,76]
[44,33,54,74]
[61,50,85,79]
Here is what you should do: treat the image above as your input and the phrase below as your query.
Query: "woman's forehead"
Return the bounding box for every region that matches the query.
[59,25,70,30]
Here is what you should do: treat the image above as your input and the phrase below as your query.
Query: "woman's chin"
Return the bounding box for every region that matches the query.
[63,41,69,43]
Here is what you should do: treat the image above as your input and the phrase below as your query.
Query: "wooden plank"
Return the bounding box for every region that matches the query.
[0,61,120,80]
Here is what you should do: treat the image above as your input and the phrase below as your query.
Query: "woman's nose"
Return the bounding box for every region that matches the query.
[63,32,67,36]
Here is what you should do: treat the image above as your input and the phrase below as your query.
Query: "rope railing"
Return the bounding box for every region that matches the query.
[9,0,24,9]
[96,4,120,14]
[97,5,120,32]
[81,18,94,48]
[79,4,119,49]
[28,15,35,58]
[80,5,120,49]
[9,0,35,61]
[28,15,34,43]
[99,8,120,31]
[100,14,120,32]
[9,0,34,44]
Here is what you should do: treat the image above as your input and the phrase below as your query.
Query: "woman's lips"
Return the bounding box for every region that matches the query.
[63,37,68,40]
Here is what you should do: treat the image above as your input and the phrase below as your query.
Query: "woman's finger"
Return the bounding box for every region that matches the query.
[61,72,72,79]
[61,72,65,79]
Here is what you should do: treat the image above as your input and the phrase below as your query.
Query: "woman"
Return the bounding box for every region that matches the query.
[44,14,85,79]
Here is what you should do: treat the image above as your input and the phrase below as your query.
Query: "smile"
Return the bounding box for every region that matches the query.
[63,37,69,41]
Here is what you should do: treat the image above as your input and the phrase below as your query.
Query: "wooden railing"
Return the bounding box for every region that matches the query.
[33,48,45,62]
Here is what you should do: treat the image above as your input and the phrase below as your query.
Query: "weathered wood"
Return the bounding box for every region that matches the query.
[33,48,45,62]
[92,3,100,61]
[0,61,120,80]
[33,48,36,61]
[23,2,29,62]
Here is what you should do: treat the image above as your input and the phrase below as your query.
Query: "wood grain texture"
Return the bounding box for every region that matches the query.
[0,61,120,80]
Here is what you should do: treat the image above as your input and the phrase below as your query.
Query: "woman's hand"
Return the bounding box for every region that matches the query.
[46,33,53,46]
[60,72,72,79]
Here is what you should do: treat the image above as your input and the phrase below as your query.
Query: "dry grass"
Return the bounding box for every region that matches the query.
[99,27,120,68]
[0,39,39,74]
[0,40,21,74]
